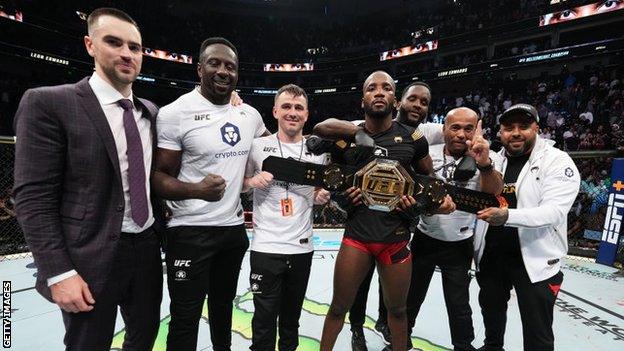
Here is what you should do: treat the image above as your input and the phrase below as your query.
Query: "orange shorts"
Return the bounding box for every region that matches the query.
[342,237,411,265]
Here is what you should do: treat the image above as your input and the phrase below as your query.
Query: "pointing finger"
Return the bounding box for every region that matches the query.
[475,119,483,137]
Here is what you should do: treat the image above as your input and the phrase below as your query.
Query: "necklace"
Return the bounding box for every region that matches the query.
[276,134,304,199]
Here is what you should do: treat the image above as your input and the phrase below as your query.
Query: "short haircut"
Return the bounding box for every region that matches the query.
[198,37,238,64]
[87,8,138,35]
[401,81,431,99]
[363,70,395,91]
[275,84,308,105]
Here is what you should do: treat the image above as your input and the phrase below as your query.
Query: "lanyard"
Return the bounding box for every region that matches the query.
[276,134,304,199]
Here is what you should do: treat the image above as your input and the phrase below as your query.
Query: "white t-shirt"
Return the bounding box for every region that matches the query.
[419,123,444,145]
[245,134,327,254]
[351,120,444,145]
[417,144,503,241]
[157,87,267,227]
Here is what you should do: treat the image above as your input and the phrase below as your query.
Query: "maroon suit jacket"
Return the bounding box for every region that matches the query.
[13,77,161,302]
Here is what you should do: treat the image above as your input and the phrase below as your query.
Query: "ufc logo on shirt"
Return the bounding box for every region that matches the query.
[173,260,192,267]
[602,193,624,244]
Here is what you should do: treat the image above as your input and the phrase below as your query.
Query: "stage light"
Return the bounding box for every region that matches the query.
[75,11,86,21]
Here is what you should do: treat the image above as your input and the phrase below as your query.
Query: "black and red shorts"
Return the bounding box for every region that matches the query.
[342,237,411,265]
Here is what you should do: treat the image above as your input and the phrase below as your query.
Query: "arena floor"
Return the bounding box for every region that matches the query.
[3,229,623,351]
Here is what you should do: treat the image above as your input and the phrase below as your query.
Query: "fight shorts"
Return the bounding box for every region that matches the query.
[342,237,411,265]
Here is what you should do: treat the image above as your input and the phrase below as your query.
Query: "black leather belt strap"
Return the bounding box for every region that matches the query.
[262,156,507,214]
[263,156,356,191]
[443,184,508,213]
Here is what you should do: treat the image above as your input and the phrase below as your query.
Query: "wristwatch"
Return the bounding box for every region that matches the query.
[476,157,494,172]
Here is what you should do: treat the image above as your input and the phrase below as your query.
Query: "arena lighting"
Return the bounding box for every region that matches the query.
[12,35,620,97]
[136,75,155,83]
[540,0,624,26]
[0,8,23,22]
[306,46,327,55]
[437,67,468,77]
[264,63,314,72]
[143,47,193,64]
[253,89,278,95]
[517,50,570,63]
[29,52,69,66]
[313,88,337,94]
[411,27,436,40]
[75,11,87,21]
[380,40,438,61]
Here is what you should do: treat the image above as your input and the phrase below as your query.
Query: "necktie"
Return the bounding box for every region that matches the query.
[117,99,148,227]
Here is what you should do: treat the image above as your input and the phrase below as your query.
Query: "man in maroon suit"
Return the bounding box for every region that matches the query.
[13,8,163,351]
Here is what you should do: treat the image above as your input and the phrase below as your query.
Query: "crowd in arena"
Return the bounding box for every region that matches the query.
[159,0,547,62]
[9,0,547,63]
[0,0,622,259]
[1,4,623,351]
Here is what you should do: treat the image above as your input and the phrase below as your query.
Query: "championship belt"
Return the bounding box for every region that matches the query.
[262,156,507,213]
[443,183,508,214]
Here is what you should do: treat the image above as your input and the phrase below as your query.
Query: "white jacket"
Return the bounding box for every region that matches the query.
[473,137,581,283]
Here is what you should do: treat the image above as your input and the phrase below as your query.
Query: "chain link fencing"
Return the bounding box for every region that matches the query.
[0,136,620,265]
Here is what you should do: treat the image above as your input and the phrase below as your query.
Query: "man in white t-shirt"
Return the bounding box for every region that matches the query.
[409,107,503,351]
[153,37,269,351]
[243,84,330,351]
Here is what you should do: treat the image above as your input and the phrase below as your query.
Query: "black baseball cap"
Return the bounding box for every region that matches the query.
[500,103,539,124]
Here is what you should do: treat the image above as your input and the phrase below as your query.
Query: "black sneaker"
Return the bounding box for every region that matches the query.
[374,322,392,345]
[351,328,368,351]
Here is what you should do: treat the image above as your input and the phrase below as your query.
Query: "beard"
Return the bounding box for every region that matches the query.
[104,64,137,85]
[504,136,536,156]
[397,106,424,127]
[363,102,393,120]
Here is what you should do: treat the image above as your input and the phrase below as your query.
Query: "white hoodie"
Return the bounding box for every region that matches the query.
[473,137,581,283]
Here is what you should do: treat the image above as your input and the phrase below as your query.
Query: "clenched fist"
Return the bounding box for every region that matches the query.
[196,173,226,201]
